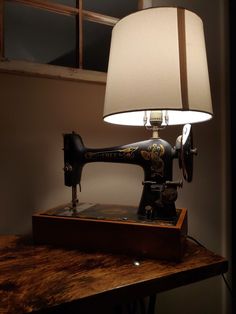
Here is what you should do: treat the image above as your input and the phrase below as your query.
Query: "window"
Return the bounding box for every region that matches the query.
[0,0,144,76]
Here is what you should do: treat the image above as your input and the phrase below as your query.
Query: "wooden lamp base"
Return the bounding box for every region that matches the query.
[32,204,187,261]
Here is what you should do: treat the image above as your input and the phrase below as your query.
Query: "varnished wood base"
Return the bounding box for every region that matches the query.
[32,204,187,261]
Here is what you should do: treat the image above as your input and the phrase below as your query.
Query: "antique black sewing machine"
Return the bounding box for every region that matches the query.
[63,123,195,222]
[33,121,196,261]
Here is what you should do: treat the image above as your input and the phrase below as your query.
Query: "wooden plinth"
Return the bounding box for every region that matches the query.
[32,204,187,261]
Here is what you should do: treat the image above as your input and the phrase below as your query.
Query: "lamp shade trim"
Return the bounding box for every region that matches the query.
[104,109,213,126]
[177,8,189,110]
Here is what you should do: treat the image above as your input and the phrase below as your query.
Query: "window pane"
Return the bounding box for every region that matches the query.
[4,3,76,67]
[83,0,138,18]
[83,20,112,72]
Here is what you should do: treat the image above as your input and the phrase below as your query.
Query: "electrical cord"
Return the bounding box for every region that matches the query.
[187,235,232,296]
[147,295,156,314]
[123,236,231,314]
[126,296,156,314]
[187,235,205,247]
[222,273,233,295]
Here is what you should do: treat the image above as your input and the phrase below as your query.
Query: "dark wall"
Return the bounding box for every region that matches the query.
[229,0,235,310]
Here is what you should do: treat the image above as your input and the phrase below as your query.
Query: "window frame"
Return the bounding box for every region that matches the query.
[0,0,144,82]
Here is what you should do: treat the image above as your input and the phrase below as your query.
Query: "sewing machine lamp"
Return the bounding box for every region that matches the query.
[103,6,212,212]
[32,7,213,261]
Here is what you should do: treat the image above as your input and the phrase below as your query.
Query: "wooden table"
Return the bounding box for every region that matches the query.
[0,235,228,314]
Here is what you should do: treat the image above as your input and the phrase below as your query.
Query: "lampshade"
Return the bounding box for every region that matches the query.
[103,7,213,126]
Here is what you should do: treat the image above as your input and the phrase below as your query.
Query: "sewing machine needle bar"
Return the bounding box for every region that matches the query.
[72,185,78,209]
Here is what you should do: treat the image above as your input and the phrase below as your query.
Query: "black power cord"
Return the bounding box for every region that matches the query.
[187,235,232,296]
[122,235,231,314]
[125,296,156,314]
[147,295,156,314]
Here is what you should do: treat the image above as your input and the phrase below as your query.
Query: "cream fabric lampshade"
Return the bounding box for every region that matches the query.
[103,7,213,126]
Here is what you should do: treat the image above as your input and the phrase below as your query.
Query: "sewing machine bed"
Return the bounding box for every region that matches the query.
[32,204,187,261]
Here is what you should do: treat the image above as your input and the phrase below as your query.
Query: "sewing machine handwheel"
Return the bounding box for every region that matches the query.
[179,124,196,182]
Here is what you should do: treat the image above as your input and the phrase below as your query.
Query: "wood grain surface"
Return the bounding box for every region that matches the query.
[0,235,228,314]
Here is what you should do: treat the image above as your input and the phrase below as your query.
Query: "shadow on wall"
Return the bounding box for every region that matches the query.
[0,73,146,234]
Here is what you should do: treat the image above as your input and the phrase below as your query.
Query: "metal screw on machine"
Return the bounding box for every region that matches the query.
[63,163,73,172]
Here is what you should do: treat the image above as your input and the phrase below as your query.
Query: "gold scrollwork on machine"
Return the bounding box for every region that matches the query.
[85,147,138,160]
[141,144,165,176]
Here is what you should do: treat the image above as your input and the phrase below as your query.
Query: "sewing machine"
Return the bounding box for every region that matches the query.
[63,123,195,221]
[32,123,196,261]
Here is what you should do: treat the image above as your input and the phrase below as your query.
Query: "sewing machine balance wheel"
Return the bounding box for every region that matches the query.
[179,124,198,182]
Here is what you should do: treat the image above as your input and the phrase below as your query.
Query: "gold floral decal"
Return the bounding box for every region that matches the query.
[141,144,164,176]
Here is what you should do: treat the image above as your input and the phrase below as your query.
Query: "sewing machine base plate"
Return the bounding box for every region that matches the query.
[32,204,187,261]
